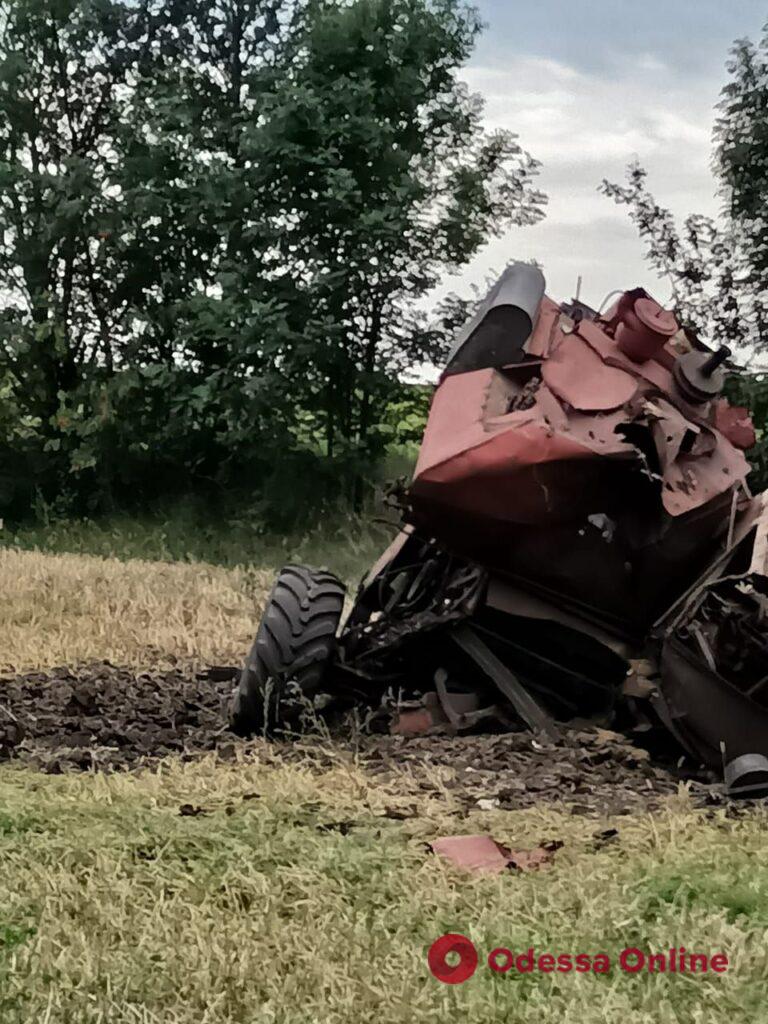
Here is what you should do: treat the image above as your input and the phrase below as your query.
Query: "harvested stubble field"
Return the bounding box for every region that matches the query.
[0,544,767,1023]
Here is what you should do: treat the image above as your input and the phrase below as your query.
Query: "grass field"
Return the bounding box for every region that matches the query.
[1,527,767,1022]
[2,505,392,578]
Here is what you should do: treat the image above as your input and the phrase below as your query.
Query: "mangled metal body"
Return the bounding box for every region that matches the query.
[334,265,768,793]
[233,263,768,795]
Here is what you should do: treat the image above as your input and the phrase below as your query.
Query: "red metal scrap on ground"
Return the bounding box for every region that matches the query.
[430,834,562,874]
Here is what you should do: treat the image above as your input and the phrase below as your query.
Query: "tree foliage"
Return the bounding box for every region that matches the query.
[599,164,757,351]
[246,0,544,471]
[716,30,768,281]
[600,23,768,357]
[601,23,768,491]
[0,0,544,521]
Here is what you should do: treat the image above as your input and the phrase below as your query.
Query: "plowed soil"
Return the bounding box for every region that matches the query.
[0,663,235,772]
[0,663,724,812]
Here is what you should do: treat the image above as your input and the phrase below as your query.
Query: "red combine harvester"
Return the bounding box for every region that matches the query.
[231,264,768,795]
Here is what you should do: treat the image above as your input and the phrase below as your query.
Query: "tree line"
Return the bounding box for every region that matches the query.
[3,2,767,528]
[0,0,545,524]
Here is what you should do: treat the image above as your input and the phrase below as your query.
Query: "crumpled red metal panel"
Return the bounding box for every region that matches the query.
[524,296,562,358]
[542,332,637,411]
[415,302,751,522]
[644,397,747,516]
[576,318,674,392]
[413,370,637,524]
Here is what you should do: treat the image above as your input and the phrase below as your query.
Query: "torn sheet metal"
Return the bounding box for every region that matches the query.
[715,399,757,451]
[430,835,513,873]
[429,834,561,874]
[236,264,768,797]
[399,271,767,780]
[542,332,638,411]
[650,490,768,770]
[658,637,768,768]
[360,271,768,784]
[409,269,753,635]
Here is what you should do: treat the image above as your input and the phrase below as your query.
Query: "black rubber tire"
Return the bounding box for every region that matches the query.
[229,564,345,735]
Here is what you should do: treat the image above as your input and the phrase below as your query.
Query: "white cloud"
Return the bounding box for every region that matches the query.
[631,54,670,74]
[441,53,724,311]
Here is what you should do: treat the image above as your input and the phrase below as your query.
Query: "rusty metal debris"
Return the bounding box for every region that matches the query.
[429,834,562,873]
[430,835,512,873]
[231,263,768,797]
[452,625,561,743]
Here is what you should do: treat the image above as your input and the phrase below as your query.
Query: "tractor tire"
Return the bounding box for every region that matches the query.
[229,564,345,735]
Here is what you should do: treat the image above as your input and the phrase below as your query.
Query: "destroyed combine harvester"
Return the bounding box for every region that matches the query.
[230,264,768,797]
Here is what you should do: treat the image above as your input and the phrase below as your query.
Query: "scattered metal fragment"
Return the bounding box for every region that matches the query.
[430,835,512,873]
[316,821,356,835]
[429,834,562,874]
[724,753,768,799]
[200,666,240,682]
[379,806,418,820]
[505,844,561,872]
[391,701,445,737]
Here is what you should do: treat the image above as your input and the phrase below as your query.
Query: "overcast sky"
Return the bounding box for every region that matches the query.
[446,1,767,312]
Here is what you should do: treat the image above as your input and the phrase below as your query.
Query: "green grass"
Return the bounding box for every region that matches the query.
[4,510,768,1021]
[0,753,765,1023]
[1,505,395,582]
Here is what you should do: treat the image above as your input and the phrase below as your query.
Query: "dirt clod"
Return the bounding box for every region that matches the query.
[357,729,718,814]
[0,663,233,772]
[0,663,724,813]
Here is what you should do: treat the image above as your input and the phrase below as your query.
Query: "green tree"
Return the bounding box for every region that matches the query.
[599,164,749,349]
[0,0,545,521]
[601,23,768,356]
[0,0,140,426]
[243,0,545,489]
[716,28,768,282]
[0,0,294,507]
[601,22,768,489]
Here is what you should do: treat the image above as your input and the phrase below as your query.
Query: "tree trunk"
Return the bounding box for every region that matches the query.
[353,298,382,512]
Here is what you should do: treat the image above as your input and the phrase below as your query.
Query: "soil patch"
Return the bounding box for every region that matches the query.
[0,663,726,812]
[356,731,718,815]
[0,663,234,772]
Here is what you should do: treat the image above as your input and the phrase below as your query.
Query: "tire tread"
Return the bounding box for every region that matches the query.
[230,564,345,734]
